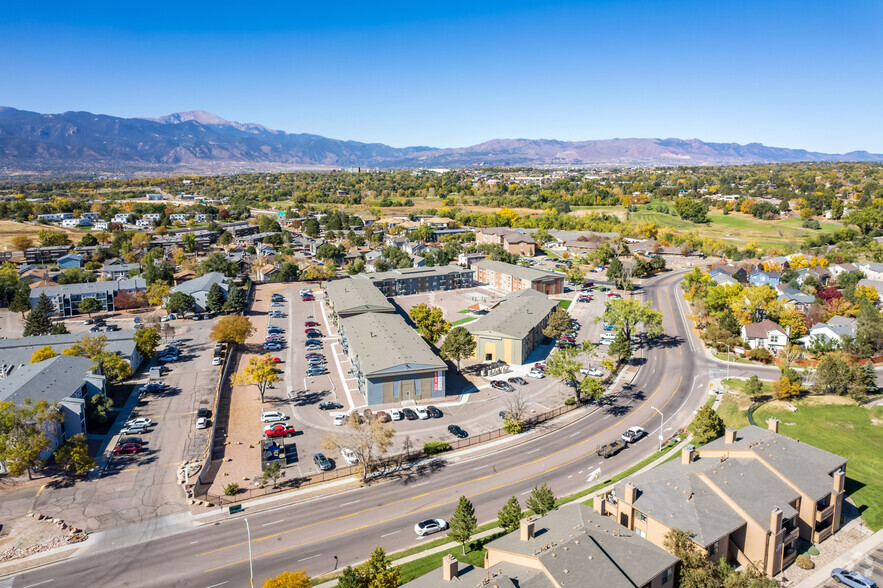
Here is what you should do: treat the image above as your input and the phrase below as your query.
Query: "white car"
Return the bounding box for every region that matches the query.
[527,370,545,379]
[341,448,358,465]
[196,417,208,429]
[333,413,347,426]
[300,289,312,296]
[125,418,153,428]
[414,518,448,537]
[580,367,603,377]
[622,426,646,443]
[414,407,429,420]
[260,411,288,423]
[212,356,221,366]
[388,408,403,421]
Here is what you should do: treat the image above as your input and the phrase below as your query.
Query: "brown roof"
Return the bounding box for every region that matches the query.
[742,319,786,339]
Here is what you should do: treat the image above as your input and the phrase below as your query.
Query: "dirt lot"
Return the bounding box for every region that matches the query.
[0,220,83,251]
[0,514,86,563]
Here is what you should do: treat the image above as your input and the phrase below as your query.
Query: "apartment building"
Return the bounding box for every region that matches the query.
[30,278,147,316]
[325,278,395,321]
[473,259,565,295]
[356,265,473,297]
[597,422,847,576]
[467,288,559,364]
[475,227,537,256]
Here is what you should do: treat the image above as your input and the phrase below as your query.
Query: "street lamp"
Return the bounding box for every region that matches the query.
[244,518,254,588]
[650,406,663,452]
[721,343,732,382]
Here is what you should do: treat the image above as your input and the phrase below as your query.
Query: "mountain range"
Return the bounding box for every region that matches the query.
[1,106,881,175]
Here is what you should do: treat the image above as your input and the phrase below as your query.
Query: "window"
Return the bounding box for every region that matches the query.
[635,528,646,538]
[708,541,718,556]
[662,567,673,584]
[635,510,648,523]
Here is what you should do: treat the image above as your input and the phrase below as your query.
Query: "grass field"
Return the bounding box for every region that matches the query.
[0,220,82,252]
[451,317,477,326]
[753,401,883,531]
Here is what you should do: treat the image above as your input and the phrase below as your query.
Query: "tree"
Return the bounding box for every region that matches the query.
[744,375,764,398]
[181,231,196,253]
[58,268,97,285]
[96,351,132,382]
[606,257,623,285]
[198,251,239,278]
[302,218,320,237]
[9,281,32,317]
[142,261,175,285]
[50,322,69,335]
[211,315,256,345]
[134,327,161,359]
[579,376,605,403]
[439,326,476,370]
[771,375,800,400]
[608,330,633,362]
[689,405,725,444]
[278,262,300,281]
[336,567,360,588]
[205,282,227,313]
[321,412,394,483]
[545,342,598,403]
[542,307,573,339]
[0,399,62,479]
[37,228,71,247]
[223,286,248,313]
[601,298,663,343]
[526,483,556,516]
[747,347,773,363]
[262,461,285,488]
[360,547,400,588]
[11,235,33,252]
[86,393,114,424]
[664,528,716,588]
[497,496,523,533]
[232,354,279,402]
[166,292,196,315]
[449,496,478,554]
[54,433,96,475]
[218,231,233,246]
[23,293,54,336]
[408,303,450,344]
[78,297,101,317]
[63,334,107,359]
[30,346,58,363]
[147,280,171,306]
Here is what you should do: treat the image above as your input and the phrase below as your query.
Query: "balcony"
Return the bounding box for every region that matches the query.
[815,526,833,542]
[816,503,835,522]
[785,526,799,544]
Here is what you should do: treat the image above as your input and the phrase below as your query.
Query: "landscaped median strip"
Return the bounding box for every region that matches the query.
[310,438,684,587]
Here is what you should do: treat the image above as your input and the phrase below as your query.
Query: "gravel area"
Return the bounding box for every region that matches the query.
[0,514,86,563]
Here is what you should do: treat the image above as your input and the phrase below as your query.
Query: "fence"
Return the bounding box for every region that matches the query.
[193,398,585,505]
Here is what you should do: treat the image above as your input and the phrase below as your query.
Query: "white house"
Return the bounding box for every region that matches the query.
[61,218,92,227]
[92,221,109,231]
[799,316,857,349]
[170,213,190,222]
[82,212,101,220]
[142,213,161,221]
[37,212,73,222]
[857,262,883,281]
[112,213,130,223]
[136,219,153,228]
[741,319,788,352]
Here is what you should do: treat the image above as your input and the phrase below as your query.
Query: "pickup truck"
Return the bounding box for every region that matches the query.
[598,439,627,459]
[264,424,296,438]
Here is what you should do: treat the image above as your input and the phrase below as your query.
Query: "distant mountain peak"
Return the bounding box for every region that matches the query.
[144,110,279,135]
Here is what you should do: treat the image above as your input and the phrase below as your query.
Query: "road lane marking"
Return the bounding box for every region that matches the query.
[205,582,229,588]
[22,581,55,588]
[410,481,430,487]
[340,500,360,507]
[191,540,200,544]
[380,530,401,538]
[473,465,489,470]
[297,553,322,562]
[526,448,540,454]
[569,431,580,437]
[262,520,285,526]
[202,373,684,570]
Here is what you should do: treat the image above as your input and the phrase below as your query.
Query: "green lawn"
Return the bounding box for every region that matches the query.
[451,317,477,326]
[397,532,505,583]
[557,299,572,310]
[722,378,773,397]
[716,394,752,430]
[713,351,755,364]
[753,403,883,531]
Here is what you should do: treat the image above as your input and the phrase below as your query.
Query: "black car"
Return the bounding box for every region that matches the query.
[319,401,343,410]
[448,425,468,438]
[313,453,333,471]
[426,405,443,418]
[508,377,527,386]
[306,330,322,338]
[197,408,212,419]
[402,408,418,420]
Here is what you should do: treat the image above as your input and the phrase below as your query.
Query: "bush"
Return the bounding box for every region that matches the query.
[224,483,240,496]
[564,397,577,406]
[503,418,525,434]
[423,441,452,456]
[747,348,774,363]
[795,555,814,570]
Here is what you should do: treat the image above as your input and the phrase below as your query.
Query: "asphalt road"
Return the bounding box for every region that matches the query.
[2,270,756,587]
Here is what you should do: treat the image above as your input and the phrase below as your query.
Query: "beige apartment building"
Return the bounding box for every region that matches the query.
[597,422,848,576]
[473,259,565,295]
[475,227,537,256]
[466,288,559,364]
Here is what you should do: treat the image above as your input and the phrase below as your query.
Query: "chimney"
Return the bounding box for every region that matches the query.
[624,482,637,504]
[770,507,783,532]
[681,445,695,465]
[441,554,458,581]
[724,428,737,444]
[833,469,845,494]
[520,516,535,541]
[768,418,780,434]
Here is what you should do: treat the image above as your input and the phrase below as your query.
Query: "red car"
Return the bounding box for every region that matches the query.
[533,362,546,370]
[301,296,315,302]
[113,442,143,454]
[607,291,617,297]
[264,356,282,364]
[304,321,320,327]
[264,424,296,438]
[582,281,594,288]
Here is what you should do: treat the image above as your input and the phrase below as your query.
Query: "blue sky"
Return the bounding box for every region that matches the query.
[2,0,881,152]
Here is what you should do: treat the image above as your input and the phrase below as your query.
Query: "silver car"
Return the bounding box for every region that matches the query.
[831,569,878,588]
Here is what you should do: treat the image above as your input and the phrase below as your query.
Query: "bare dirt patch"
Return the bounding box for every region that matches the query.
[0,220,83,251]
[0,514,86,563]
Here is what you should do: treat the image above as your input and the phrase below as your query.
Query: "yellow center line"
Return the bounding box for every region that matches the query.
[202,374,686,572]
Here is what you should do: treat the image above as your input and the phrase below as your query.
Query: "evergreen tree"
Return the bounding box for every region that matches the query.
[526,483,556,516]
[744,375,764,398]
[223,286,247,313]
[51,322,70,335]
[335,566,360,588]
[608,330,633,362]
[9,281,32,317]
[689,405,725,444]
[23,293,54,336]
[449,496,478,554]
[205,282,227,313]
[497,496,523,533]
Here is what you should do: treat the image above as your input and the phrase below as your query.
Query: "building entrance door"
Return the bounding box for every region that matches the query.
[400,378,415,400]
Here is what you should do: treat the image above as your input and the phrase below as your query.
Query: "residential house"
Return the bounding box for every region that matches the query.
[475,228,536,256]
[829,263,858,277]
[169,272,229,313]
[102,262,140,280]
[57,253,85,269]
[710,264,748,284]
[135,219,153,228]
[857,279,883,303]
[473,259,565,295]
[0,330,144,368]
[256,264,279,282]
[857,262,883,281]
[169,213,190,222]
[457,252,486,267]
[92,221,109,231]
[142,213,161,221]
[112,213,130,224]
[384,235,409,249]
[799,316,857,349]
[711,272,739,286]
[29,278,147,317]
[467,289,559,365]
[748,269,781,287]
[357,265,473,297]
[741,319,788,352]
[61,218,91,228]
[599,423,848,575]
[775,285,815,311]
[36,212,73,222]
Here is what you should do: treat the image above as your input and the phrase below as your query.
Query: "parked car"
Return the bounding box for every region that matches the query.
[260,411,288,423]
[268,326,284,333]
[307,357,325,365]
[158,354,178,362]
[333,413,347,426]
[264,342,284,351]
[426,405,443,418]
[264,423,296,438]
[299,289,312,296]
[581,367,603,377]
[120,423,148,434]
[264,356,283,364]
[402,408,418,420]
[271,302,284,307]
[269,310,286,318]
[388,408,403,421]
[142,382,166,393]
[621,426,646,443]
[212,356,221,366]
[307,366,327,376]
[301,296,315,302]
[341,448,359,465]
[319,401,343,410]
[197,408,212,419]
[84,318,94,325]
[306,329,322,338]
[414,406,429,420]
[125,418,153,428]
[577,296,591,303]
[831,569,877,588]
[490,380,514,392]
[582,281,594,288]
[305,338,322,346]
[375,410,391,423]
[414,518,448,536]
[113,442,143,454]
[313,453,333,471]
[533,362,546,370]
[305,343,323,351]
[196,417,208,429]
[304,320,320,327]
[508,377,527,386]
[527,370,546,379]
[448,424,468,438]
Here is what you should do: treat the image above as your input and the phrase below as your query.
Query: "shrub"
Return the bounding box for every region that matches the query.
[564,397,577,406]
[747,348,774,363]
[795,555,814,570]
[423,441,452,456]
[503,418,525,434]
[224,483,240,496]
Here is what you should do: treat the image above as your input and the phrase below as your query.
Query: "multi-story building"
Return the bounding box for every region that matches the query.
[473,259,565,295]
[61,217,92,227]
[475,227,537,256]
[598,422,848,576]
[467,288,559,364]
[357,265,473,297]
[36,212,73,222]
[30,278,147,316]
[325,278,395,321]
